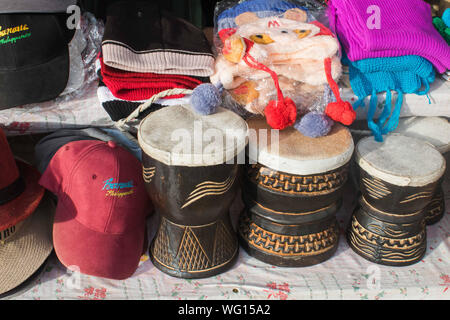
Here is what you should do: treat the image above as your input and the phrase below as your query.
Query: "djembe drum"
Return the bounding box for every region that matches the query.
[348,135,446,266]
[138,105,248,278]
[239,118,354,267]
[395,117,450,225]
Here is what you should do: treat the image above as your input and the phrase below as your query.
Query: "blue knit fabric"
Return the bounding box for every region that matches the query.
[344,55,435,142]
[217,0,308,31]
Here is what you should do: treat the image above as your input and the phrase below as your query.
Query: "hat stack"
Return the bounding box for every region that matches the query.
[0,128,53,296]
[0,0,78,109]
[97,1,215,121]
[328,0,450,142]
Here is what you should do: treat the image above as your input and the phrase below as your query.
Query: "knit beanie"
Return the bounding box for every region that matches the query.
[328,0,450,73]
[98,55,207,101]
[433,8,450,45]
[96,61,166,121]
[102,1,215,76]
[217,0,305,31]
[213,0,355,130]
[346,54,435,142]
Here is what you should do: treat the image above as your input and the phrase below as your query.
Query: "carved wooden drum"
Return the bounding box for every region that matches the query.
[348,135,446,266]
[395,117,450,224]
[239,118,354,267]
[138,105,248,278]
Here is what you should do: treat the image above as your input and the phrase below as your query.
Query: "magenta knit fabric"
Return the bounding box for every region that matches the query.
[327,0,450,73]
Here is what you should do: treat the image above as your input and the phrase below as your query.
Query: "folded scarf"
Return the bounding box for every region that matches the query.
[346,55,435,142]
[328,0,450,73]
[99,56,206,101]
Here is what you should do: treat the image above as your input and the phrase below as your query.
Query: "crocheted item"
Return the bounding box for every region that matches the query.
[217,0,303,31]
[443,8,450,28]
[96,60,167,121]
[102,1,214,76]
[294,112,333,137]
[433,10,450,45]
[212,0,353,133]
[190,83,221,115]
[328,0,450,73]
[346,55,435,142]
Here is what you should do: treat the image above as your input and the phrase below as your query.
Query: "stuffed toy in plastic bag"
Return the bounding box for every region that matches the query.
[210,0,356,136]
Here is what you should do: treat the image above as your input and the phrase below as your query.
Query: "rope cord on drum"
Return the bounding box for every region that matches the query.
[114,88,194,144]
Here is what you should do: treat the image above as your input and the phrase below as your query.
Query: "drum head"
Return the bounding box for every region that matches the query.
[395,117,450,154]
[247,117,354,175]
[138,105,248,166]
[356,135,446,187]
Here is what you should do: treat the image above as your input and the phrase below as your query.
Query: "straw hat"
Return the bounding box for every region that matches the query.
[0,128,53,295]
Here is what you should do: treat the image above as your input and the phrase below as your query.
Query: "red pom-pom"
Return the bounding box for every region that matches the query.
[264,98,297,130]
[325,101,356,126]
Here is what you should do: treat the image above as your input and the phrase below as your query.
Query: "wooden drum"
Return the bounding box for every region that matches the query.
[239,118,354,267]
[395,117,450,224]
[348,135,446,266]
[138,105,248,278]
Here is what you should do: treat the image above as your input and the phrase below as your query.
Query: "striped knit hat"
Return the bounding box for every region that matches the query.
[102,1,215,76]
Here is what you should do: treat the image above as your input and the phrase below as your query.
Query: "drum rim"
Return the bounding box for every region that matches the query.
[246,121,355,175]
[356,135,446,187]
[394,117,450,154]
[137,105,249,167]
[248,138,354,176]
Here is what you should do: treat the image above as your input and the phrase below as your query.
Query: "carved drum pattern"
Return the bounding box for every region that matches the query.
[348,135,445,266]
[239,119,354,267]
[138,105,248,278]
[393,117,450,225]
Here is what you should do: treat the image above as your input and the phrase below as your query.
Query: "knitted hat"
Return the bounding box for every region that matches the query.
[96,63,166,122]
[102,1,214,76]
[98,56,206,101]
[213,0,355,129]
[346,54,435,142]
[433,8,450,45]
[217,0,305,31]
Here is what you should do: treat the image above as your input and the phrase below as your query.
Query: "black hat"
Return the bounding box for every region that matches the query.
[0,1,77,14]
[0,13,74,109]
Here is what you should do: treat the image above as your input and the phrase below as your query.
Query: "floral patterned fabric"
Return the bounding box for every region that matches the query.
[10,154,450,300]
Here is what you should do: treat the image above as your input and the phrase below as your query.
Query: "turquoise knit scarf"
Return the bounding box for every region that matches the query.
[344,55,435,142]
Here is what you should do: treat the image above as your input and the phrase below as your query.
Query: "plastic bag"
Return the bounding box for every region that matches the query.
[211,0,353,136]
[56,12,104,102]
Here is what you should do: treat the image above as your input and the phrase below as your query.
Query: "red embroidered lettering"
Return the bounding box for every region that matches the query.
[267,20,280,28]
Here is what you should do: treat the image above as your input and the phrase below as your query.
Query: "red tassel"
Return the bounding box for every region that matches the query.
[264,97,297,130]
[325,100,356,125]
[323,57,356,126]
[243,52,297,130]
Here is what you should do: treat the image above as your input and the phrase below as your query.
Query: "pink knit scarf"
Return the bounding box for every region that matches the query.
[327,0,450,73]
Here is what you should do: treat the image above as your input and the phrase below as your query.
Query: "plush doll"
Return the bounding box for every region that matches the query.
[210,0,356,136]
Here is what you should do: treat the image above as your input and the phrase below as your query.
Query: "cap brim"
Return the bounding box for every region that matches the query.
[0,254,50,299]
[0,48,69,109]
[0,1,77,14]
[53,200,145,280]
[0,196,54,294]
[0,161,45,229]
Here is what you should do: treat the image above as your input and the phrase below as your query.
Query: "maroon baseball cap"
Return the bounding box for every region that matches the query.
[39,140,152,280]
